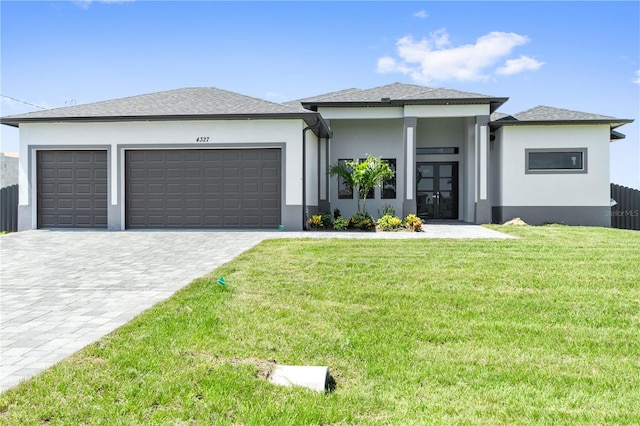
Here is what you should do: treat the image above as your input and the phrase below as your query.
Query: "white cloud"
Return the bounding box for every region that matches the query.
[74,0,134,9]
[633,69,640,85]
[413,10,428,19]
[377,29,542,83]
[497,55,545,75]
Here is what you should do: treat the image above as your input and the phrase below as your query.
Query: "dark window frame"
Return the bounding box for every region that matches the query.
[337,158,354,199]
[525,148,588,174]
[416,147,459,155]
[381,158,396,199]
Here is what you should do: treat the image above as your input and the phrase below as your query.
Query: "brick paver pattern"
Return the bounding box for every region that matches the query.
[0,226,512,392]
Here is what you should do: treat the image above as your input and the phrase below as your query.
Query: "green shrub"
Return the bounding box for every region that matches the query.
[349,213,374,231]
[321,213,333,228]
[307,214,324,229]
[403,214,423,232]
[377,214,403,231]
[333,216,349,230]
[306,213,335,230]
[333,208,341,220]
[379,203,396,217]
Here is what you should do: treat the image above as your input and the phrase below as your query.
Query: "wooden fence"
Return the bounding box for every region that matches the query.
[1,184,19,233]
[610,183,640,231]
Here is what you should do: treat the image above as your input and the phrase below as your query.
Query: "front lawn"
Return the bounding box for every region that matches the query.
[1,226,639,425]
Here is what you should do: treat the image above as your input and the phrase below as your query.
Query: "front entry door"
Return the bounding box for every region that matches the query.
[416,162,458,220]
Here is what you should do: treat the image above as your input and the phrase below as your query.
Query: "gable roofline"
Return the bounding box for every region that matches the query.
[490,105,633,129]
[284,88,362,107]
[491,118,634,128]
[292,82,509,113]
[0,112,332,138]
[490,105,634,143]
[0,87,332,138]
[301,97,509,113]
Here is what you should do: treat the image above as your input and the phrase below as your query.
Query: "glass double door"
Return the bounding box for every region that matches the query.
[416,162,458,220]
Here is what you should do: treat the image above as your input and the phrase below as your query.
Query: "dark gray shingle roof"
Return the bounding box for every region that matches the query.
[514,105,621,121]
[491,105,633,129]
[1,87,315,122]
[295,82,498,103]
[288,82,508,113]
[490,112,515,121]
[284,88,362,106]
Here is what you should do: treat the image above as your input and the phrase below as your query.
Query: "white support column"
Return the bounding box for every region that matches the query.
[108,143,121,230]
[403,117,417,217]
[479,127,488,200]
[319,138,327,200]
[318,137,331,213]
[475,115,491,224]
[318,119,331,213]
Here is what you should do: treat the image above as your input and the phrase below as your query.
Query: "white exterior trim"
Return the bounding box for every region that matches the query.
[404,104,489,118]
[319,138,327,200]
[317,107,403,120]
[406,128,414,201]
[479,126,488,200]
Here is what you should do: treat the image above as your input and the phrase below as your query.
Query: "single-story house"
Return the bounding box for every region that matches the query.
[0,83,633,231]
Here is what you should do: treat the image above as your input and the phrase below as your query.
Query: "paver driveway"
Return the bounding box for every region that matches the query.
[0,230,277,392]
[1,226,511,392]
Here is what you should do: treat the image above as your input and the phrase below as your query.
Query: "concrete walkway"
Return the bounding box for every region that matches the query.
[0,225,511,392]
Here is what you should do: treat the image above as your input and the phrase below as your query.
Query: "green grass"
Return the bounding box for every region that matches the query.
[1,225,639,425]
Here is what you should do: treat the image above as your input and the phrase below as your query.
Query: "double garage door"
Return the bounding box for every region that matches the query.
[37,149,281,229]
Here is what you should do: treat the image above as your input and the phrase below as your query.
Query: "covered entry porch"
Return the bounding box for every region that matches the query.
[322,113,492,224]
[410,115,491,223]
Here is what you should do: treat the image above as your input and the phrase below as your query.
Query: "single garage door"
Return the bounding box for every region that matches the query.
[37,150,108,228]
[125,149,281,229]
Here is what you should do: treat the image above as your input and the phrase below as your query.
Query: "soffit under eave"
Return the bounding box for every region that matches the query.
[306,97,507,110]
[0,113,332,137]
[490,119,633,129]
[610,129,626,141]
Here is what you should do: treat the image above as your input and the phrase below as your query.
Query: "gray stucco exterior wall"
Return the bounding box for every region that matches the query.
[282,204,303,231]
[492,206,611,227]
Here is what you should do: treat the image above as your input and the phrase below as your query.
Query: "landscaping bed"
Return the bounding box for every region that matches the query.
[307,209,424,232]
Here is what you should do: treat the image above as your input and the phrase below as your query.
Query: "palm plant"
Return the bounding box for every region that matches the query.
[329,155,395,216]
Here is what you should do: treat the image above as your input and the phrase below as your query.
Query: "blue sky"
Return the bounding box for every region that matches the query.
[2,1,639,188]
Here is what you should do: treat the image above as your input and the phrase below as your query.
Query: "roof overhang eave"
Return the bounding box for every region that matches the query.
[0,119,20,128]
[0,112,333,137]
[488,98,509,113]
[303,97,509,113]
[610,129,626,142]
[490,118,634,129]
[303,114,332,138]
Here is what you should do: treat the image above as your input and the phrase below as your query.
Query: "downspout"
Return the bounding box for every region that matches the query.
[302,121,321,230]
